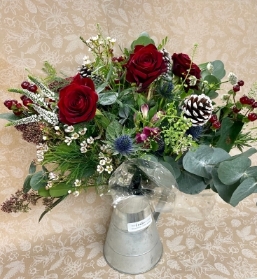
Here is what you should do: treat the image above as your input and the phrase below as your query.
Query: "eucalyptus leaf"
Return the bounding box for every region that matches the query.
[96,82,108,94]
[131,32,155,50]
[0,113,20,122]
[119,105,130,119]
[217,156,251,185]
[177,171,207,194]
[230,177,257,206]
[163,156,181,178]
[183,145,230,179]
[98,92,118,105]
[240,166,257,181]
[30,171,47,191]
[212,168,239,203]
[23,175,32,193]
[212,60,226,80]
[29,161,37,174]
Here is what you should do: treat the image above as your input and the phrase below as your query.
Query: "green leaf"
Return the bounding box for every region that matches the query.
[212,168,238,203]
[163,156,181,178]
[212,60,226,80]
[0,113,20,122]
[30,171,48,191]
[230,177,257,206]
[240,166,257,181]
[38,187,51,197]
[204,75,220,87]
[183,145,230,179]
[98,92,118,105]
[29,161,36,174]
[217,156,251,185]
[96,82,108,94]
[49,183,72,197]
[106,120,122,141]
[130,32,155,50]
[177,171,207,194]
[216,117,244,152]
[140,154,159,162]
[119,105,130,119]
[206,90,219,99]
[23,175,32,193]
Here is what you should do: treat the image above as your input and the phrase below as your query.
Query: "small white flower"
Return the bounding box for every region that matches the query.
[106,36,111,40]
[87,136,94,144]
[105,165,113,174]
[80,140,87,147]
[64,136,72,145]
[188,75,197,86]
[79,128,87,135]
[100,159,106,166]
[97,165,105,173]
[68,190,72,194]
[64,125,74,133]
[47,181,53,188]
[106,157,112,164]
[73,190,80,197]
[42,136,47,141]
[207,62,214,73]
[48,172,58,180]
[110,38,116,43]
[91,35,98,41]
[228,72,238,85]
[74,179,81,187]
[71,133,79,140]
[98,152,105,158]
[80,146,88,153]
[54,126,60,130]
[83,55,89,61]
[100,145,107,152]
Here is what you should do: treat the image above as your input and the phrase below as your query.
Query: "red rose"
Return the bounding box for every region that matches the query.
[58,74,98,125]
[125,44,167,90]
[171,53,201,91]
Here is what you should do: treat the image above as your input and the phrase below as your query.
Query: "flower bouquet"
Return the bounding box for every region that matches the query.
[1,27,257,220]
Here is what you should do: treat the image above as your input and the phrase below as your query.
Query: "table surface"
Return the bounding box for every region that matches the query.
[0,187,257,279]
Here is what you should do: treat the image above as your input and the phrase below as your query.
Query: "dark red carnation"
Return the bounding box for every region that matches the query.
[58,74,98,125]
[171,53,201,91]
[125,44,167,90]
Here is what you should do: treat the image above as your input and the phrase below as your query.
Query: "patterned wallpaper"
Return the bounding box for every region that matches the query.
[0,1,257,278]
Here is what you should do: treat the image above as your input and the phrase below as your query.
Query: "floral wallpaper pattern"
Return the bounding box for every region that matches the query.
[0,0,257,278]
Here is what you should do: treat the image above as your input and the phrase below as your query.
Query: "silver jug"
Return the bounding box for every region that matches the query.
[103,195,163,274]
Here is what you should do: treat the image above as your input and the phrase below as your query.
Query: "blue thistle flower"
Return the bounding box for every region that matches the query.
[186,126,203,139]
[157,80,174,99]
[114,135,133,155]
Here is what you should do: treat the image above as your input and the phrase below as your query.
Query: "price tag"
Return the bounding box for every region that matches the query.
[127,215,152,232]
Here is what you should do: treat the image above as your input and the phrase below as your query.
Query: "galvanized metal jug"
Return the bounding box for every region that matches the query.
[103,195,162,274]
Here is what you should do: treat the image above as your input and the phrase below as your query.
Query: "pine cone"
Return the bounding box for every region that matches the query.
[182,94,213,126]
[78,65,93,78]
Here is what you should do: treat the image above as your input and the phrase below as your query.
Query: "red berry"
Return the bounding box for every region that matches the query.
[237,80,244,86]
[233,84,240,92]
[4,100,13,109]
[27,84,38,93]
[240,95,250,105]
[13,110,23,116]
[232,106,241,113]
[23,98,33,106]
[252,102,257,109]
[209,114,218,123]
[212,121,221,129]
[248,112,257,121]
[15,103,23,109]
[20,95,27,101]
[21,81,30,89]
[247,98,255,105]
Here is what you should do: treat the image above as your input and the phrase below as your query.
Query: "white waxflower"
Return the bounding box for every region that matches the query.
[99,159,106,166]
[71,133,79,140]
[110,38,116,43]
[87,136,94,144]
[207,62,214,73]
[48,172,58,180]
[228,72,238,85]
[80,146,88,153]
[97,165,105,173]
[105,165,113,174]
[74,179,81,187]
[100,145,108,152]
[46,181,53,188]
[91,35,98,41]
[188,75,197,86]
[73,190,80,197]
[54,126,60,131]
[106,157,112,164]
[64,125,74,133]
[64,136,72,145]
[79,128,87,135]
[80,140,87,147]
[98,152,105,158]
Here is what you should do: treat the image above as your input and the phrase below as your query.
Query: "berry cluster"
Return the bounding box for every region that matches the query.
[4,81,37,115]
[232,79,244,92]
[238,95,257,122]
[209,114,221,129]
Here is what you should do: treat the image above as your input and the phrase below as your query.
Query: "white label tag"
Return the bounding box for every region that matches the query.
[127,215,152,232]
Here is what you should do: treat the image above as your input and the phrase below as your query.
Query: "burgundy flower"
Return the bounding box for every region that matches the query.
[58,74,98,125]
[171,53,201,91]
[125,44,167,90]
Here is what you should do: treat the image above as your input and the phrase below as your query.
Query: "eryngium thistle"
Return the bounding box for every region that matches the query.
[15,122,43,144]
[186,125,203,139]
[156,80,174,99]
[114,135,133,155]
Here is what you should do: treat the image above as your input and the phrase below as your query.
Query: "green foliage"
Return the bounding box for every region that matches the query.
[130,32,155,50]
